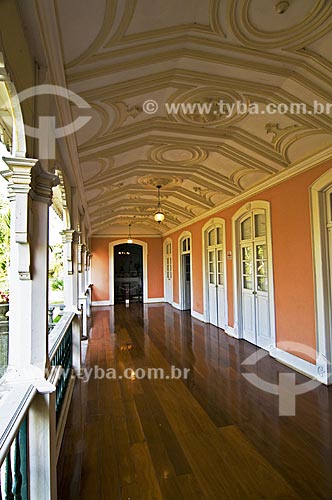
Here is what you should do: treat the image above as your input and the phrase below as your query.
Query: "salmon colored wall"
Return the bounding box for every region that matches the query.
[91,238,109,302]
[91,237,164,301]
[166,161,332,362]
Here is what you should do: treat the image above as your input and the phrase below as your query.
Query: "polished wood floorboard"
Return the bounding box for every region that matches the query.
[57,304,332,500]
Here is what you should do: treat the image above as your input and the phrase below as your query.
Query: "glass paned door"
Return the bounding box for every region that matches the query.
[239,211,270,348]
[164,242,173,303]
[207,226,226,329]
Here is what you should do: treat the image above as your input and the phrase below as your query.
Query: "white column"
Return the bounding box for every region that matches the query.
[2,158,59,500]
[3,158,37,370]
[61,229,76,307]
[3,158,58,375]
[30,164,59,371]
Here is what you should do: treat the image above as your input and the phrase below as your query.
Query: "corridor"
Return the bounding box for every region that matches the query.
[57,304,332,500]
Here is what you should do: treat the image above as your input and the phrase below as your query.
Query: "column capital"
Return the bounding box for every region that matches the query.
[30,163,59,205]
[60,229,75,244]
[2,157,39,200]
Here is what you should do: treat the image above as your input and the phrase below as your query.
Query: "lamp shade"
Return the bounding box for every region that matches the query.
[154,210,165,223]
[154,185,165,223]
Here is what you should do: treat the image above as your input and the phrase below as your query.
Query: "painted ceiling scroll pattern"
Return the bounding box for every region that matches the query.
[52,0,332,235]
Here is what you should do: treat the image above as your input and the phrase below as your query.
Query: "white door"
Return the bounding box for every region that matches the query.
[180,237,191,310]
[164,242,173,303]
[240,211,271,349]
[208,248,218,326]
[207,227,226,329]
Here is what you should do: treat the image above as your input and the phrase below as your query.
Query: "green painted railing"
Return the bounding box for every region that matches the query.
[0,385,36,500]
[49,313,74,423]
[0,417,27,500]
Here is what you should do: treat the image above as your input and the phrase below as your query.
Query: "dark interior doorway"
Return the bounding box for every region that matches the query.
[114,244,143,304]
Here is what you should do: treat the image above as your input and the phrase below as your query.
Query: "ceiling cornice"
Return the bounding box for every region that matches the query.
[163,144,332,237]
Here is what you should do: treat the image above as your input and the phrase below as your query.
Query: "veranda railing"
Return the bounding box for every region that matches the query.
[0,310,80,499]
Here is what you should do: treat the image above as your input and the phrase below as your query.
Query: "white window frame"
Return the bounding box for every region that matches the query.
[202,218,228,327]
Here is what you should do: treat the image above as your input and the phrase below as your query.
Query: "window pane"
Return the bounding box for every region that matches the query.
[243,276,252,290]
[257,277,268,292]
[216,227,222,245]
[208,229,215,246]
[241,217,252,240]
[255,213,266,237]
[256,244,267,260]
[217,260,223,285]
[187,238,190,251]
[209,273,215,285]
[256,260,267,276]
[243,261,252,275]
[242,246,252,261]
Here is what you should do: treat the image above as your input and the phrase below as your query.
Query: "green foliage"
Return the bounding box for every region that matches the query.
[49,243,64,280]
[51,278,64,291]
[0,195,10,291]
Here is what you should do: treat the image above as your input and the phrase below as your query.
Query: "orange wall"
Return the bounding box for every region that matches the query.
[90,161,332,363]
[166,161,332,361]
[91,237,164,301]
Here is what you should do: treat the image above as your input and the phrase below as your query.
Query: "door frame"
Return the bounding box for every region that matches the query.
[310,169,332,384]
[178,231,193,311]
[232,201,276,350]
[109,239,148,305]
[202,218,228,327]
[163,238,173,304]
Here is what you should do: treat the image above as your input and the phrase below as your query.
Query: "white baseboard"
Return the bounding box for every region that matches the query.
[269,346,330,384]
[191,310,205,322]
[225,325,239,338]
[172,301,181,310]
[92,300,111,306]
[146,297,165,303]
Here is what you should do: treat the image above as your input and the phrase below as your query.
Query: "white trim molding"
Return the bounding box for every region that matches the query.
[310,168,332,384]
[172,301,181,310]
[146,297,165,303]
[178,230,193,312]
[92,300,111,306]
[232,201,276,350]
[270,347,329,383]
[109,239,148,305]
[201,217,228,328]
[164,145,332,238]
[191,310,205,322]
[224,325,239,338]
[163,237,173,304]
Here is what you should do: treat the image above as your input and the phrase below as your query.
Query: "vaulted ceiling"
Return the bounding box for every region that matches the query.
[45,0,332,235]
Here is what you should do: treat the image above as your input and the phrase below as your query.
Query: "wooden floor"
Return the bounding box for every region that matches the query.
[57,304,332,500]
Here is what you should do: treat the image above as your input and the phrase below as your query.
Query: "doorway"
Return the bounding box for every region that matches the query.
[164,239,173,304]
[114,243,143,304]
[179,234,192,310]
[233,202,275,350]
[204,220,227,329]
